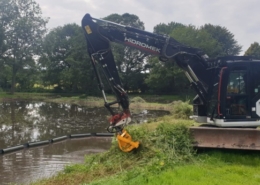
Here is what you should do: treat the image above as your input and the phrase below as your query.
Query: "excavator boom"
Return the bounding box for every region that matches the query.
[82,14,209,108]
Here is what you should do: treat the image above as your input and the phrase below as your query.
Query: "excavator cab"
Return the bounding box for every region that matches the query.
[204,57,260,127]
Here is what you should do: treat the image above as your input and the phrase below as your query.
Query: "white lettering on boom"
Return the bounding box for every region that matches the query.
[124,37,160,53]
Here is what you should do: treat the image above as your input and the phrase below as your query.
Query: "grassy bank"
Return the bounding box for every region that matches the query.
[32,116,260,185]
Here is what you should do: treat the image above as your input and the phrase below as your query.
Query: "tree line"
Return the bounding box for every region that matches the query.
[0,0,260,95]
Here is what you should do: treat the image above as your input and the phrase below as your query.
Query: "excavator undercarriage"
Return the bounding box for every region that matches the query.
[191,127,260,150]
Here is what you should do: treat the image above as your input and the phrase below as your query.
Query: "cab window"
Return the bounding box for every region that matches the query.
[226,70,248,116]
[227,70,246,94]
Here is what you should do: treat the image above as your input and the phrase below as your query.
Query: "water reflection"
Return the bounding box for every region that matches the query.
[0,137,112,185]
[0,101,169,149]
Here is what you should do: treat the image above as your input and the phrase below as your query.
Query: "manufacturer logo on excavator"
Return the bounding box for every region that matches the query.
[85,25,92,34]
[124,37,160,53]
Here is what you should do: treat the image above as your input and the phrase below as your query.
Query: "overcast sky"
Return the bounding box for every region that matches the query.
[35,0,260,54]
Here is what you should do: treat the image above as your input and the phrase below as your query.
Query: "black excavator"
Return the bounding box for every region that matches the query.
[81,13,260,152]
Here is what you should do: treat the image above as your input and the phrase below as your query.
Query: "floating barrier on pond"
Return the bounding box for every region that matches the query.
[51,135,69,143]
[2,145,25,154]
[0,132,114,155]
[96,133,114,137]
[70,133,92,138]
[27,140,51,147]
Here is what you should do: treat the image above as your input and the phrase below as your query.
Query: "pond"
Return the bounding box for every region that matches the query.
[0,101,169,184]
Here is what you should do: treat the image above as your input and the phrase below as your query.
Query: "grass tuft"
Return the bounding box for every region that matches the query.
[170,100,192,119]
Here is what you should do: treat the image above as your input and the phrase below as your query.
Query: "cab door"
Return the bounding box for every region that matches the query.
[251,63,260,119]
[224,65,250,120]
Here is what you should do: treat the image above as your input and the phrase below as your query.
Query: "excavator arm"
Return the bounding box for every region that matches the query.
[81,13,210,152]
[82,14,131,132]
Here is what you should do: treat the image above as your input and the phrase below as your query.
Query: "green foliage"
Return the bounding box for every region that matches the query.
[153,22,185,34]
[153,123,194,160]
[40,24,97,94]
[170,101,193,119]
[103,14,148,92]
[154,21,241,58]
[145,57,189,94]
[244,42,260,59]
[104,13,144,30]
[170,25,223,58]
[0,0,48,94]
[16,60,40,91]
[0,10,244,96]
[146,22,241,94]
[0,25,5,56]
[0,64,11,91]
[201,24,242,56]
[85,147,260,185]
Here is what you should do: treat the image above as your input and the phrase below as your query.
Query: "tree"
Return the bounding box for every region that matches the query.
[104,13,144,30]
[170,25,223,58]
[154,22,185,34]
[244,42,260,59]
[146,21,243,94]
[103,13,148,92]
[146,23,223,94]
[40,24,94,93]
[16,57,39,91]
[201,24,242,56]
[0,0,48,94]
[0,25,5,56]
[145,57,188,94]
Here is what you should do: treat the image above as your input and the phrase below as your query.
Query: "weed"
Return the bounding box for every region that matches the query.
[170,100,192,119]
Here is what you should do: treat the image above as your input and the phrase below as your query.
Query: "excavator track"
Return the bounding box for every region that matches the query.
[190,127,260,150]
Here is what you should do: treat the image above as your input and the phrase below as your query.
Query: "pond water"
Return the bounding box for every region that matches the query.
[0,101,169,184]
[1,137,111,185]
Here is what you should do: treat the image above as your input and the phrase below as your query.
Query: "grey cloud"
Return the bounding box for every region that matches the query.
[35,0,260,54]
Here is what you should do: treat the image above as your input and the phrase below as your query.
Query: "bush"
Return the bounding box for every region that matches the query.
[170,100,192,119]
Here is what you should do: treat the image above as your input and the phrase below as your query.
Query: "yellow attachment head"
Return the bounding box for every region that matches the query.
[116,129,139,152]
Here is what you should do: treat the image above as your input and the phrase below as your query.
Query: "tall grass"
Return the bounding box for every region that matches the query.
[170,100,193,119]
[67,120,194,175]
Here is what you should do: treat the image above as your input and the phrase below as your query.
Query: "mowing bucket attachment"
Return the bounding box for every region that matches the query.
[116,129,139,152]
